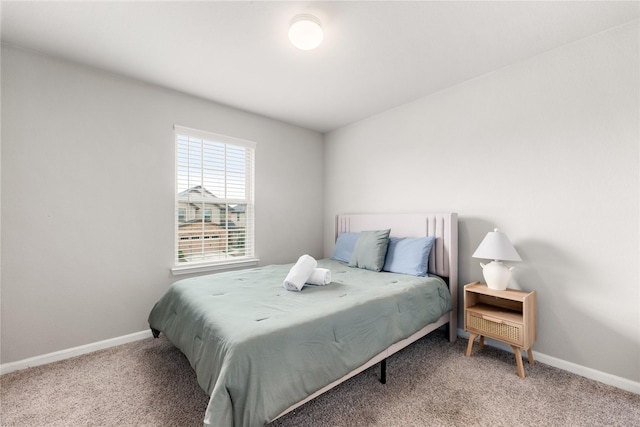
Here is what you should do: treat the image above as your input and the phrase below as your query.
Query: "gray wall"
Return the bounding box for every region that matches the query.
[1,45,324,363]
[323,22,639,383]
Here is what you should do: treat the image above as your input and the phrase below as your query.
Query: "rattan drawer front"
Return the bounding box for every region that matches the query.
[466,312,524,346]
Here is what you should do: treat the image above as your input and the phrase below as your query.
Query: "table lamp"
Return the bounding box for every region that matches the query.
[472,228,522,290]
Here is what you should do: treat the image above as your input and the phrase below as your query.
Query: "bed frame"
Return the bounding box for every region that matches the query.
[272,212,458,421]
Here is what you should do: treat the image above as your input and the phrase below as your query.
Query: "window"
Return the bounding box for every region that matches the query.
[173,125,256,274]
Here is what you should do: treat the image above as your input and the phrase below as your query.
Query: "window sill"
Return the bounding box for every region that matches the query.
[171,258,260,276]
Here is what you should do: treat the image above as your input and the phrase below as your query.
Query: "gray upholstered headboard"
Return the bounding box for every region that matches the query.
[335,213,458,330]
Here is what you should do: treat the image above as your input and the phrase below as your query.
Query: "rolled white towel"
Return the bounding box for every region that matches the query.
[306,268,332,286]
[283,255,317,292]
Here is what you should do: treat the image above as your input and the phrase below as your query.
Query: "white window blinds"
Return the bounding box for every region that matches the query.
[174,125,256,268]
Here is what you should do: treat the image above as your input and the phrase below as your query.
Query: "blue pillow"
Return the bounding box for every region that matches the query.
[332,232,359,263]
[382,236,436,276]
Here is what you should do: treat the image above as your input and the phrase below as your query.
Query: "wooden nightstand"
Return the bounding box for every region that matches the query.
[464,281,537,378]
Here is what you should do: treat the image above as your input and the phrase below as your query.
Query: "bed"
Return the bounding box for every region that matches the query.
[148,213,458,426]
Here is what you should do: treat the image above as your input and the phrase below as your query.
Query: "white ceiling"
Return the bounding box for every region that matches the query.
[1,1,638,133]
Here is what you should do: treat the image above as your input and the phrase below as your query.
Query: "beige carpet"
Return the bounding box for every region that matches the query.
[2,332,639,426]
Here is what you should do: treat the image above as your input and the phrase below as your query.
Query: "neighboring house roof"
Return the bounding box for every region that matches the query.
[178,185,218,198]
[178,219,213,227]
[178,219,237,228]
[179,186,227,210]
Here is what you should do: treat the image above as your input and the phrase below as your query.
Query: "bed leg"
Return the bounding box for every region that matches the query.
[151,328,160,338]
[380,359,386,384]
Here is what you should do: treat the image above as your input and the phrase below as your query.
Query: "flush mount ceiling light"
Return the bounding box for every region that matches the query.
[288,14,323,50]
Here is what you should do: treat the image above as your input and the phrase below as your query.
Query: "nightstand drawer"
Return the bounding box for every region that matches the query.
[466,311,524,346]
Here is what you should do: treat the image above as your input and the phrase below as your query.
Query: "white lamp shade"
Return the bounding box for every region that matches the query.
[289,14,323,50]
[472,229,522,262]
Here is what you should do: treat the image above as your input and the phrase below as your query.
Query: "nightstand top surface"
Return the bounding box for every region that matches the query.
[465,281,535,300]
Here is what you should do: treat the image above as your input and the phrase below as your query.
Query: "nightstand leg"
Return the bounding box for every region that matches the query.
[527,348,535,365]
[466,333,478,357]
[512,346,525,378]
[479,336,485,348]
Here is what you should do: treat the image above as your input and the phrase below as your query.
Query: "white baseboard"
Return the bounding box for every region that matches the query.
[3,329,638,396]
[0,330,153,375]
[458,329,639,395]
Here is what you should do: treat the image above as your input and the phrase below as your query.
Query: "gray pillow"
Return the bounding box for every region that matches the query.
[349,229,391,271]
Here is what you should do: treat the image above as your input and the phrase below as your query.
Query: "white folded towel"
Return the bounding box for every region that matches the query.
[306,268,332,286]
[283,255,317,292]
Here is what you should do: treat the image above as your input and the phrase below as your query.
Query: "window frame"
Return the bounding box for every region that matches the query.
[171,125,258,275]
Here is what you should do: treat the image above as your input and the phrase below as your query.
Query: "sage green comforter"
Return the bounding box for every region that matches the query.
[148,259,452,427]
